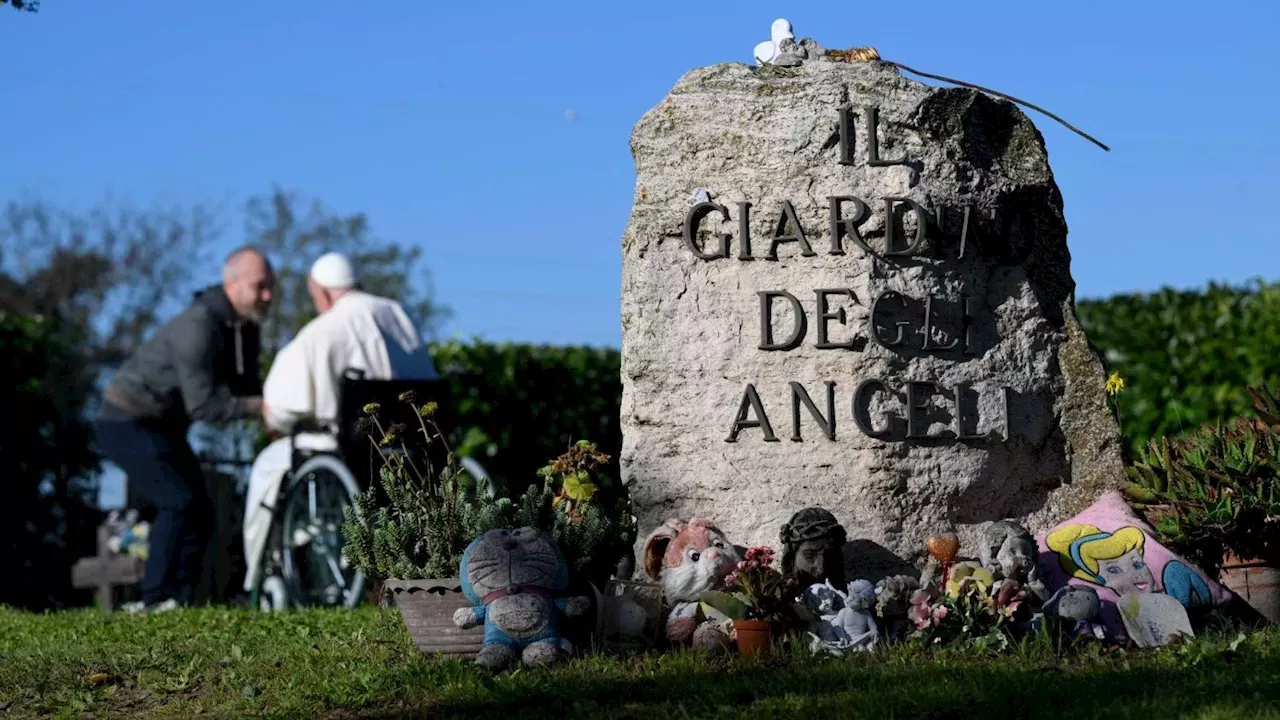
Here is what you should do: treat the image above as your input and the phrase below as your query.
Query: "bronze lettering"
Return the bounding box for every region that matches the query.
[868,290,909,348]
[726,383,779,443]
[905,381,936,439]
[852,378,891,439]
[766,200,817,260]
[953,383,985,440]
[883,197,929,256]
[790,381,836,441]
[827,196,872,256]
[814,289,858,350]
[865,105,906,167]
[681,201,731,260]
[736,201,753,260]
[758,290,807,351]
[921,294,960,351]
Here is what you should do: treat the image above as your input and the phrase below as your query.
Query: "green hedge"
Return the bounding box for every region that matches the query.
[429,339,622,494]
[1077,278,1280,453]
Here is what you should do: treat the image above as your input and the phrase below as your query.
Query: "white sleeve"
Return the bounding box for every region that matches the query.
[262,338,313,433]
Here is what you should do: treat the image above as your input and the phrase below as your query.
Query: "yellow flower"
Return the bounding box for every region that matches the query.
[945,563,995,598]
[362,402,381,415]
[418,401,438,418]
[1106,372,1125,397]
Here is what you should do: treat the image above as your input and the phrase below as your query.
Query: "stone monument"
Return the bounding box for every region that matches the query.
[619,27,1124,574]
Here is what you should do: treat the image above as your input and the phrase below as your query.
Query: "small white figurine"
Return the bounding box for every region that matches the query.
[803,579,879,654]
[832,579,879,650]
[753,18,794,66]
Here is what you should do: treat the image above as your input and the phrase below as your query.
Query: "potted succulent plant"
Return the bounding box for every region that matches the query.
[699,546,800,658]
[1124,383,1280,623]
[341,394,639,658]
[341,394,513,658]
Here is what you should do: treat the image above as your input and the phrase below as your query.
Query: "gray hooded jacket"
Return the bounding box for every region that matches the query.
[101,285,262,428]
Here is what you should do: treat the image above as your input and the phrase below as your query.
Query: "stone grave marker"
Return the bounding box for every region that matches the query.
[619,41,1124,574]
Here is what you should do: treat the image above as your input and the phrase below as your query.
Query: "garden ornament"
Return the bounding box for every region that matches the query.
[1041,584,1105,641]
[454,527,591,671]
[642,517,742,652]
[979,520,1037,582]
[874,574,921,639]
[802,581,846,645]
[752,18,827,67]
[803,579,878,654]
[780,507,848,589]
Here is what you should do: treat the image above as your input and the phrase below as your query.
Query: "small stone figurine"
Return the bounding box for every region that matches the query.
[1041,584,1106,641]
[803,579,879,655]
[780,507,848,589]
[979,520,1047,604]
[802,581,846,645]
[752,18,827,67]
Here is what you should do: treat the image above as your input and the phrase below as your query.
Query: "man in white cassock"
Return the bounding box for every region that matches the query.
[242,251,437,596]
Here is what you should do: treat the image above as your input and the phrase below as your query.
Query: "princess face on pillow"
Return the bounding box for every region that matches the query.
[1046,523,1212,608]
[1047,524,1153,596]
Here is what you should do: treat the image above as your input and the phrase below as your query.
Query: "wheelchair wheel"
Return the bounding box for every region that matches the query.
[279,454,366,610]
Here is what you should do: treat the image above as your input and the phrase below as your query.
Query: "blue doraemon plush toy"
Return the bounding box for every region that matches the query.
[453,527,591,670]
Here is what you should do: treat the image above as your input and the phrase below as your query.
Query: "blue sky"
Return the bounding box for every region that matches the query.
[2,2,1277,505]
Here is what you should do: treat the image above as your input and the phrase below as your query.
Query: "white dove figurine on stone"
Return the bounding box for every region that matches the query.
[753,18,794,65]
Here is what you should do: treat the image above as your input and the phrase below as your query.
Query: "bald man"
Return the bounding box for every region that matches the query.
[96,245,274,612]
[243,252,436,599]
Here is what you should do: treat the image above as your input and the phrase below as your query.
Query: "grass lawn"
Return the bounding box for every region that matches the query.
[1,606,1278,719]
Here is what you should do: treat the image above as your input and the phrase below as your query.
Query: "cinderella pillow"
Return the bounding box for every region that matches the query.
[1035,491,1232,640]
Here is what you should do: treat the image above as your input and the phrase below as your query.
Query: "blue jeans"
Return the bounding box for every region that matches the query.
[94,417,210,606]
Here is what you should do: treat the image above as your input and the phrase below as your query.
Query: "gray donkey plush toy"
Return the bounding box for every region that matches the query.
[453,527,591,670]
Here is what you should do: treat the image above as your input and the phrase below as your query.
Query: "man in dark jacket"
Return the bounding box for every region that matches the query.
[95,246,274,611]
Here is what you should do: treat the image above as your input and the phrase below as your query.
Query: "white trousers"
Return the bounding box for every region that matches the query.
[243,434,336,592]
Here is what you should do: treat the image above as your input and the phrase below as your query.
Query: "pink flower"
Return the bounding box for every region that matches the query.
[930,605,949,623]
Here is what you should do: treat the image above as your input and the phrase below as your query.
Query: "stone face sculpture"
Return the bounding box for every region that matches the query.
[642,518,742,652]
[453,527,591,670]
[780,507,848,589]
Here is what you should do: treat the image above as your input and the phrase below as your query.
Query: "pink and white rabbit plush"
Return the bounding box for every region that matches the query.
[643,518,742,652]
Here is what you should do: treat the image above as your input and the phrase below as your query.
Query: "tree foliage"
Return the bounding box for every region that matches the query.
[1077,278,1280,454]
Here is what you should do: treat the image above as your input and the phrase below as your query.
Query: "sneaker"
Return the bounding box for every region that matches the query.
[146,598,181,613]
[121,598,181,614]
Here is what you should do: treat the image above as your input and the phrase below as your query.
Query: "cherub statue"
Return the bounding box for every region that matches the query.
[802,579,878,655]
[833,580,879,651]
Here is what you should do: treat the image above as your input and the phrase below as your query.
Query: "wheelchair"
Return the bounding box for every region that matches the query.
[248,370,491,612]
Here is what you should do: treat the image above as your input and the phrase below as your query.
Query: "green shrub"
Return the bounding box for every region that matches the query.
[1125,384,1280,573]
[1078,279,1280,453]
[429,339,621,496]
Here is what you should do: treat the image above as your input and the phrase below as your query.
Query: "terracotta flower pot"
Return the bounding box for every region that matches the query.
[733,619,774,659]
[384,578,485,659]
[1220,554,1280,624]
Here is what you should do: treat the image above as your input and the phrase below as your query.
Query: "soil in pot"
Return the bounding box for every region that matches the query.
[1220,555,1280,624]
[384,578,485,659]
[733,619,773,659]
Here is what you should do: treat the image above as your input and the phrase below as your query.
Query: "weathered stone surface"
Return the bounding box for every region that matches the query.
[619,59,1125,578]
